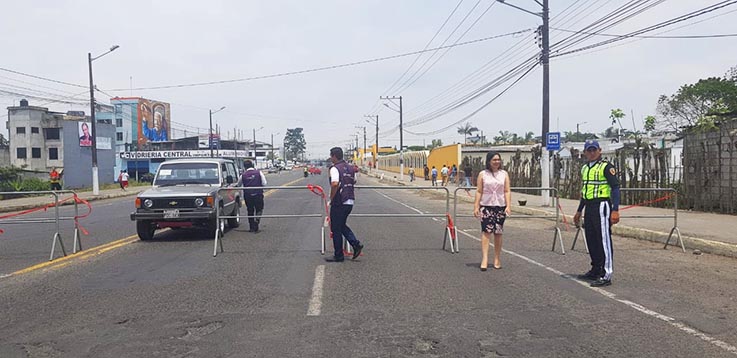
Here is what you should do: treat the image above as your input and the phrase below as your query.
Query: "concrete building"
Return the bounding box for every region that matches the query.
[5,99,116,189]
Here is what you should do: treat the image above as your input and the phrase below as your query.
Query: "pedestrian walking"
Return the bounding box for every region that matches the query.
[409,167,415,182]
[431,166,438,186]
[423,165,430,181]
[326,147,363,262]
[463,163,473,188]
[49,167,62,191]
[118,170,129,191]
[473,151,511,271]
[440,164,449,186]
[241,159,267,233]
[450,164,457,185]
[573,140,620,287]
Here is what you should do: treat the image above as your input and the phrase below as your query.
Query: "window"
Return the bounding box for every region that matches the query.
[116,132,123,141]
[116,118,123,127]
[16,147,27,159]
[16,127,25,134]
[31,127,39,134]
[44,128,60,140]
[31,148,41,158]
[49,148,58,160]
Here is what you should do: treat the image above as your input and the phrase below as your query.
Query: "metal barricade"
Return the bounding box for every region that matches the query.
[452,187,565,254]
[352,185,456,253]
[0,190,83,260]
[571,187,684,253]
[214,185,328,257]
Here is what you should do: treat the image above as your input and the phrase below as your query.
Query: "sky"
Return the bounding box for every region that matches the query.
[1,0,736,158]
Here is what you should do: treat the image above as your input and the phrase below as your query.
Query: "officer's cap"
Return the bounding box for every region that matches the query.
[584,139,600,150]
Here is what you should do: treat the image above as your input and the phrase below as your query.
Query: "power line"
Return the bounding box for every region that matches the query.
[0,67,87,89]
[107,29,532,92]
[381,0,466,96]
[552,27,737,38]
[405,62,538,136]
[553,0,737,58]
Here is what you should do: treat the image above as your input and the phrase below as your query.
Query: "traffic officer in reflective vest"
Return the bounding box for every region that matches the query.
[241,160,267,233]
[49,167,62,191]
[573,139,620,287]
[325,147,363,262]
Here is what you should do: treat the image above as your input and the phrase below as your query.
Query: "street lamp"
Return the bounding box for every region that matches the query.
[576,121,588,135]
[209,106,226,158]
[271,132,280,168]
[364,114,379,170]
[253,126,264,166]
[380,96,403,180]
[88,44,120,195]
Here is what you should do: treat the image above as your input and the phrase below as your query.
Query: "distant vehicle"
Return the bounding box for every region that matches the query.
[130,158,242,241]
[267,167,279,174]
[285,165,294,171]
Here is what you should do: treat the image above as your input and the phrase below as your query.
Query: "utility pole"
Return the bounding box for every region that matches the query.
[380,96,403,180]
[363,126,367,167]
[209,106,225,158]
[88,45,119,195]
[497,0,550,205]
[364,114,378,170]
[253,128,256,166]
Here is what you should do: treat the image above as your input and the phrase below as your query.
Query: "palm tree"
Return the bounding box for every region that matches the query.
[457,122,479,144]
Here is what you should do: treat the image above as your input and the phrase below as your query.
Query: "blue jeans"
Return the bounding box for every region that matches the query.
[330,204,361,259]
[464,177,472,187]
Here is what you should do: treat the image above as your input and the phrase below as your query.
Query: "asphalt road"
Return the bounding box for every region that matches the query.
[1,170,736,357]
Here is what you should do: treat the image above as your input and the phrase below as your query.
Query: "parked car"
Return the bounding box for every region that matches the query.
[267,167,279,174]
[130,158,242,241]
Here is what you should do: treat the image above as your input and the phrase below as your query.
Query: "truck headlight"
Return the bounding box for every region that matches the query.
[194,198,205,207]
[143,199,154,209]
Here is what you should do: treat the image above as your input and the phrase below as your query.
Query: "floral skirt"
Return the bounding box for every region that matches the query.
[480,206,507,234]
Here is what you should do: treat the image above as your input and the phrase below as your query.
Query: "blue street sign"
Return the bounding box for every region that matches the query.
[546,132,561,151]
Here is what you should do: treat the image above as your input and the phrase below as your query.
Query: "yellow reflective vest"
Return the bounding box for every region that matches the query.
[581,161,612,200]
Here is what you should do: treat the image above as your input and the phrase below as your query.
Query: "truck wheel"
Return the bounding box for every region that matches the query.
[207,206,226,237]
[228,200,241,228]
[136,220,156,241]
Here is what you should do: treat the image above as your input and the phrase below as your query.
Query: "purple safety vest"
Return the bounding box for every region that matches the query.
[241,169,264,197]
[332,160,355,206]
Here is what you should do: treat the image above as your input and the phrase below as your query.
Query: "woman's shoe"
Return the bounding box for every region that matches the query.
[480,267,487,272]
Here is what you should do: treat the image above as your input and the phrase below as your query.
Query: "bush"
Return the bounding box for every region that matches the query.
[22,177,50,192]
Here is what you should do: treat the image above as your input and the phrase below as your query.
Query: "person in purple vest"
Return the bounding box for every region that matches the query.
[325,147,364,262]
[241,160,267,233]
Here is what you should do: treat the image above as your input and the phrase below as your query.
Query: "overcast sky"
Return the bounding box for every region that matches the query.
[1,0,735,158]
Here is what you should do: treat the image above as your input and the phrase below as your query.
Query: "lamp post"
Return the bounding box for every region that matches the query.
[271,132,280,168]
[496,0,550,205]
[253,126,264,167]
[364,114,378,170]
[209,106,226,158]
[576,121,588,135]
[88,45,119,195]
[380,96,403,180]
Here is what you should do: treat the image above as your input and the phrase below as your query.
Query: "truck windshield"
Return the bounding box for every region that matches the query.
[153,162,220,186]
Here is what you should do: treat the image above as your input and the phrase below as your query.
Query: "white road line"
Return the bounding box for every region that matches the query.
[454,228,737,355]
[0,274,11,279]
[379,194,737,355]
[372,190,425,214]
[307,265,325,316]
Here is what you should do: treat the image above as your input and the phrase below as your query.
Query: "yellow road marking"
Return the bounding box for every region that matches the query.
[5,175,311,278]
[7,235,138,277]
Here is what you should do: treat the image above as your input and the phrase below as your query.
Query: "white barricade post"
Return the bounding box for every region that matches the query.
[213,185,328,257]
[453,187,565,254]
[0,190,84,261]
[351,185,456,254]
[572,187,684,253]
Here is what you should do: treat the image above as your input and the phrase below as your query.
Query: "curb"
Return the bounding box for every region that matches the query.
[365,170,737,259]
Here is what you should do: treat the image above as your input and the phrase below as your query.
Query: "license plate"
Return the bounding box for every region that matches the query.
[163,209,180,219]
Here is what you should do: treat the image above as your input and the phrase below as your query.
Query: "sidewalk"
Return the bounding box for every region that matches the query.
[0,186,147,213]
[363,168,737,259]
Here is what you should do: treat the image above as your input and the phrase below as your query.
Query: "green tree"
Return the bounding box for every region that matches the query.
[283,128,306,160]
[493,130,512,145]
[656,77,737,133]
[563,131,597,142]
[456,122,479,144]
[428,139,443,149]
[644,115,656,133]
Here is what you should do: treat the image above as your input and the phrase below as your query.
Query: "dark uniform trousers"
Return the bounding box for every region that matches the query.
[583,199,614,280]
[330,204,360,259]
[244,195,264,231]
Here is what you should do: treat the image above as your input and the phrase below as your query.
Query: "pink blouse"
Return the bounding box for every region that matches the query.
[480,169,507,207]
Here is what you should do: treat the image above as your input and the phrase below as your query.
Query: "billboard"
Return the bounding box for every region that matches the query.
[79,121,92,147]
[137,99,170,145]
